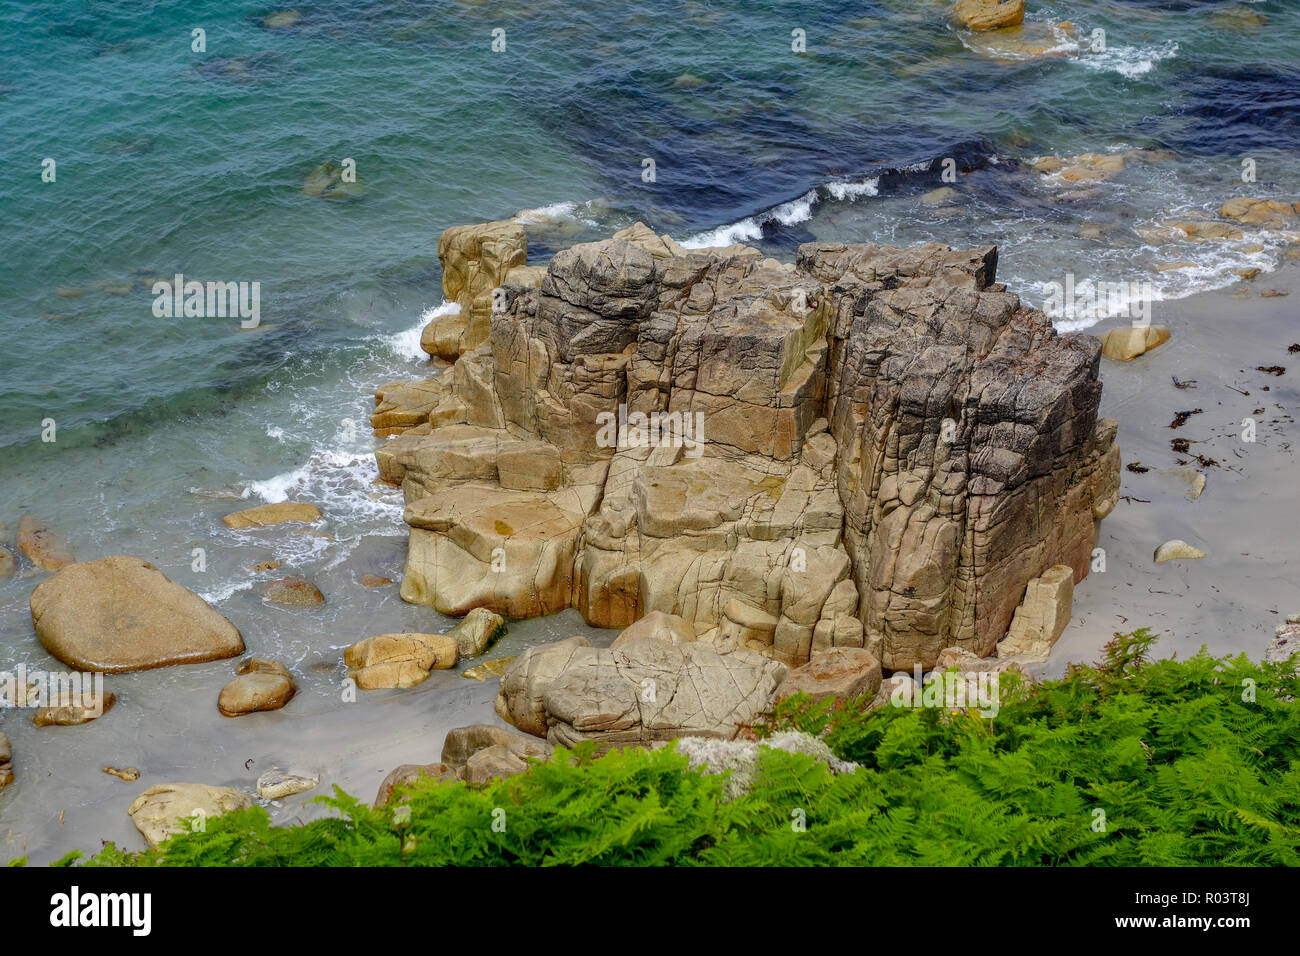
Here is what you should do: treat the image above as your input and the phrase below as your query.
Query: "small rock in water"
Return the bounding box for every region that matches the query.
[103,766,140,782]
[33,690,116,727]
[256,769,318,800]
[263,575,325,607]
[919,186,958,207]
[262,10,301,29]
[250,560,281,572]
[671,73,706,89]
[222,502,321,529]
[0,544,15,578]
[1261,289,1289,298]
[302,160,363,200]
[345,633,458,688]
[218,658,297,716]
[360,573,393,587]
[446,607,507,657]
[16,515,75,570]
[462,656,515,680]
[1154,540,1207,563]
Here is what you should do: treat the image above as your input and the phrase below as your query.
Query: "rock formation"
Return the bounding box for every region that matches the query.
[374,222,1119,673]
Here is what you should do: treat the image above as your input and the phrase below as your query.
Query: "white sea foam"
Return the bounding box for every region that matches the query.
[381,299,458,361]
[1076,41,1179,79]
[513,200,601,227]
[682,179,879,249]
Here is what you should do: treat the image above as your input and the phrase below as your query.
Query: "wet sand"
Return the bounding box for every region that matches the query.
[1055,261,1300,675]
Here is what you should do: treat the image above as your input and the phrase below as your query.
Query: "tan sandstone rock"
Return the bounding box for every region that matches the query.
[218,658,297,717]
[345,632,458,689]
[128,783,251,848]
[33,690,116,727]
[222,502,322,528]
[1154,540,1206,563]
[0,544,15,578]
[31,556,244,672]
[446,606,507,657]
[610,610,697,648]
[263,575,325,607]
[1101,325,1170,361]
[441,723,554,774]
[422,220,529,360]
[373,763,460,809]
[0,733,12,792]
[775,647,882,704]
[953,0,1024,31]
[256,769,318,800]
[998,564,1073,659]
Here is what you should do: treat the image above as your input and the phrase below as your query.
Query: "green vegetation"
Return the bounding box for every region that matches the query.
[51,630,1300,866]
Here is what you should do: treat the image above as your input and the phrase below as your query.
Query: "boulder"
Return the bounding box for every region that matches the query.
[446,607,507,657]
[494,636,593,737]
[1217,197,1299,229]
[497,636,787,750]
[222,502,321,529]
[0,544,15,578]
[1101,325,1171,361]
[423,220,528,360]
[218,658,297,717]
[775,647,882,704]
[610,611,696,648]
[17,515,74,570]
[1154,540,1206,563]
[263,575,325,607]
[344,633,458,689]
[360,574,393,587]
[256,769,318,800]
[997,564,1073,659]
[127,783,251,848]
[31,556,244,672]
[440,723,553,773]
[464,745,529,785]
[0,733,13,792]
[953,0,1024,31]
[373,763,460,809]
[371,377,449,436]
[33,689,116,727]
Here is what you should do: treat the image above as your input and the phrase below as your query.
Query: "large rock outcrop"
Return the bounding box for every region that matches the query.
[376,223,1119,671]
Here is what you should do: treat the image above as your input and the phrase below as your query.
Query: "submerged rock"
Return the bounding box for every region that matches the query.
[17,515,75,570]
[302,161,363,200]
[222,502,321,528]
[218,658,297,717]
[33,689,116,727]
[263,575,325,607]
[0,544,14,578]
[31,556,244,672]
[462,656,515,680]
[128,783,251,848]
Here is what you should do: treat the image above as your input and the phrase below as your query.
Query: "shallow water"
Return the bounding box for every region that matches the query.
[2,0,1299,861]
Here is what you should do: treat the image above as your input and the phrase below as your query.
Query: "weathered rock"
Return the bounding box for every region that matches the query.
[463,656,515,680]
[31,556,244,672]
[441,723,553,773]
[497,636,787,750]
[222,502,322,529]
[423,220,529,360]
[344,633,458,689]
[218,658,297,717]
[494,637,592,737]
[998,564,1073,659]
[0,733,12,791]
[128,783,251,848]
[610,611,696,648]
[103,766,140,782]
[33,689,116,727]
[17,515,74,570]
[263,575,325,607]
[1154,540,1206,563]
[0,544,15,578]
[446,607,507,657]
[383,225,1118,675]
[371,377,450,436]
[675,731,857,800]
[775,647,881,703]
[953,0,1024,31]
[1217,197,1299,229]
[256,769,318,800]
[1101,325,1171,361]
[464,745,529,785]
[373,763,460,809]
[360,573,393,587]
[1265,617,1300,665]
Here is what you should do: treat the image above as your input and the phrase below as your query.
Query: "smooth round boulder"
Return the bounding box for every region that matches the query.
[17,515,75,570]
[31,556,245,672]
[263,576,325,607]
[128,783,251,848]
[218,658,297,717]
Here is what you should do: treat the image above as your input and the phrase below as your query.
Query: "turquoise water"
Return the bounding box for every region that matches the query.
[1,0,1298,861]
